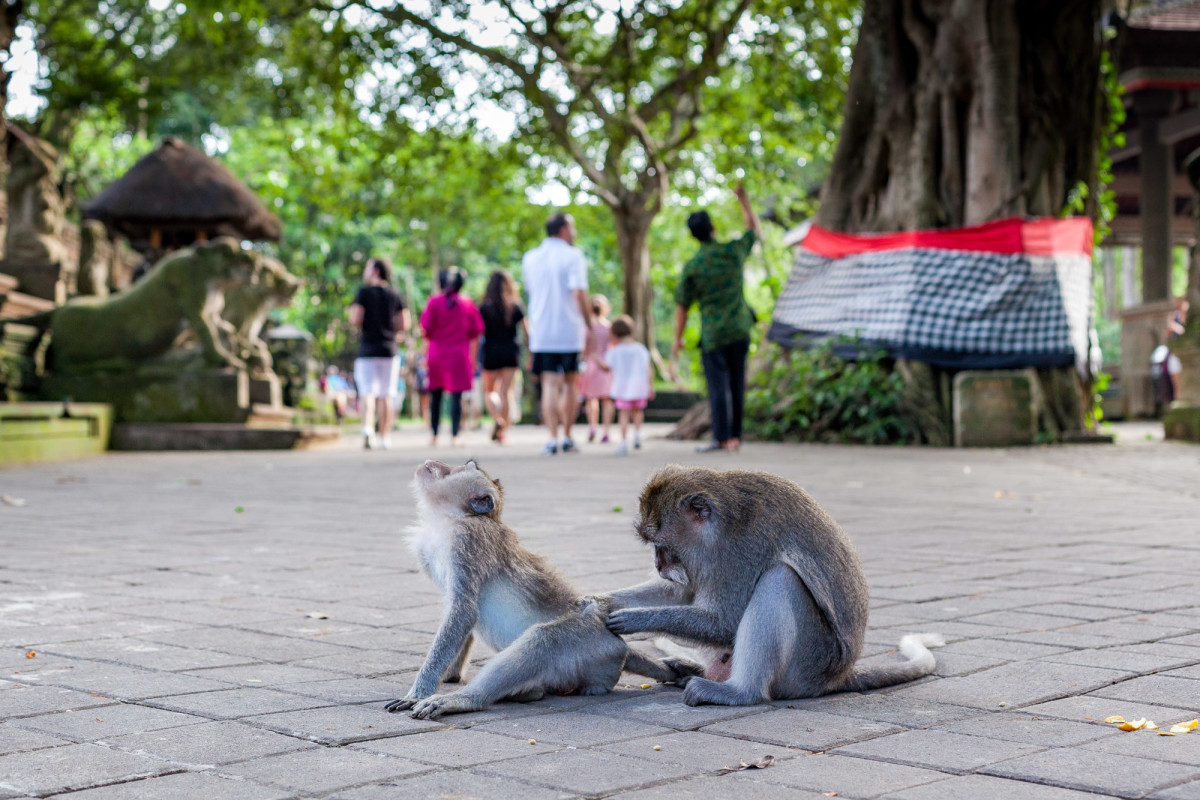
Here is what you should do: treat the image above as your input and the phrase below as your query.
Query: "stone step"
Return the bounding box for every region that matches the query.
[110,422,341,451]
[0,288,54,319]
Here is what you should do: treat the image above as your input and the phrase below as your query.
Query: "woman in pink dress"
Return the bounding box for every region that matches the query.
[577,294,615,443]
[420,267,484,446]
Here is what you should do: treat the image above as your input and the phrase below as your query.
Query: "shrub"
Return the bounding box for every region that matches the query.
[746,338,910,444]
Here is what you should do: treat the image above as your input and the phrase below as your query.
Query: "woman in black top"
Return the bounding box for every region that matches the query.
[478,269,528,443]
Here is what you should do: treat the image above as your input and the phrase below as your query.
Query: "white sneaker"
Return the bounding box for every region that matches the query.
[615,441,629,456]
[377,435,390,450]
[542,440,559,456]
[363,432,375,450]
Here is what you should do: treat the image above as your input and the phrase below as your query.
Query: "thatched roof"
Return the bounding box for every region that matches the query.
[81,137,282,242]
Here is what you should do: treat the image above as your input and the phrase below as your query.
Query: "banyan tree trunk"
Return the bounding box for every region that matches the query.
[816,0,1104,443]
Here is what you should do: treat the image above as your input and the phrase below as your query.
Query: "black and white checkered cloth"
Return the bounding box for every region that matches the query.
[770,227,1094,371]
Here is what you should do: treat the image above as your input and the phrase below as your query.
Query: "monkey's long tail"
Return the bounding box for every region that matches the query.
[839,633,945,693]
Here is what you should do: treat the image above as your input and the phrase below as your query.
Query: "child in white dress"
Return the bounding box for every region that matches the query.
[602,315,654,455]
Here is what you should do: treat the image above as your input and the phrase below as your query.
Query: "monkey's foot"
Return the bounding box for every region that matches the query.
[662,657,705,686]
[410,692,484,719]
[682,677,758,707]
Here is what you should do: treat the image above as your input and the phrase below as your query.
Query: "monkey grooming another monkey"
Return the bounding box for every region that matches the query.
[385,459,697,719]
[605,464,943,706]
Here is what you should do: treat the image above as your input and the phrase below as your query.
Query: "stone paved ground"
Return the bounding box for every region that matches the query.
[1,423,1199,799]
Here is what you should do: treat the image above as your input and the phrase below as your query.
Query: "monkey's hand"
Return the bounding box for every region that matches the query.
[383,691,426,713]
[662,656,705,687]
[606,608,654,635]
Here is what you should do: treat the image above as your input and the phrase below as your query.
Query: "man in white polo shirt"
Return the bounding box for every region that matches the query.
[523,212,593,455]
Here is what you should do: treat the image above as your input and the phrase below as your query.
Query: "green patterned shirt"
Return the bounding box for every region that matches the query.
[676,229,757,350]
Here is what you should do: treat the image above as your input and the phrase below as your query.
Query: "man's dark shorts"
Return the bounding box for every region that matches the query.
[532,351,579,375]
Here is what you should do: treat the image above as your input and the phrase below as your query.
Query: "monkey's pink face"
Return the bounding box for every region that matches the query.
[413,459,503,517]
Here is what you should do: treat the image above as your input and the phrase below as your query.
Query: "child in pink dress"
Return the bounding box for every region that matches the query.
[577,294,614,443]
[602,314,654,456]
[420,267,484,447]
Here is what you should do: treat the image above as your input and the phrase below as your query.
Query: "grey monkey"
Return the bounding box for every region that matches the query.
[385,459,697,719]
[605,464,943,706]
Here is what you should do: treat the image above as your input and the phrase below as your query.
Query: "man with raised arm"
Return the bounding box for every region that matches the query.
[673,183,760,453]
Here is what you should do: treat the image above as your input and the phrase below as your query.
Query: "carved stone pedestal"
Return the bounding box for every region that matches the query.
[1164,341,1200,442]
[40,364,251,424]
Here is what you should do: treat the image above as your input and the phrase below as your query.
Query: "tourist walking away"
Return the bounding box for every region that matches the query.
[674,183,760,453]
[479,269,528,444]
[523,211,593,455]
[603,315,653,456]
[349,257,409,450]
[578,294,614,443]
[420,267,484,447]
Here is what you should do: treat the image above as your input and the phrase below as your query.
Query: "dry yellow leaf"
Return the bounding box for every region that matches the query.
[1159,731,1176,736]
[1118,718,1148,731]
[640,684,651,689]
[1104,715,1125,724]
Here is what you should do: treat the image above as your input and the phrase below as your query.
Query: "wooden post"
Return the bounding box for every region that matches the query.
[1137,90,1174,303]
[149,228,162,250]
[1121,247,1141,308]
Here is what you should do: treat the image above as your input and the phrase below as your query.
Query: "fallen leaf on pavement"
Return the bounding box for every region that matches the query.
[1118,718,1149,731]
[24,650,35,659]
[719,755,775,773]
[1170,720,1199,734]
[1104,716,1125,724]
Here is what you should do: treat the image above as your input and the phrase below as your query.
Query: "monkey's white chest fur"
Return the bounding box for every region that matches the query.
[407,516,540,652]
[407,519,456,594]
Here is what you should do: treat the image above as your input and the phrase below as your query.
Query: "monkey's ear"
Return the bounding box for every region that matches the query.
[683,493,715,523]
[469,494,495,515]
[464,459,480,471]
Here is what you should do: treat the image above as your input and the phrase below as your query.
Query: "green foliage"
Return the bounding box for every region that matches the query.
[746,338,910,444]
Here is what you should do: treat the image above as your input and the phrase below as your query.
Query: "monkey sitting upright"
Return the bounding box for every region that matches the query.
[605,464,943,706]
[385,459,697,719]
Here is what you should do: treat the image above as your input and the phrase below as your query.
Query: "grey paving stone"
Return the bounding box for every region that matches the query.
[1150,779,1200,799]
[474,710,673,747]
[930,637,1072,660]
[1039,647,1200,675]
[103,720,317,766]
[283,677,412,704]
[288,648,427,676]
[787,692,981,727]
[0,725,71,755]
[0,742,172,796]
[142,687,332,719]
[1080,727,1200,766]
[933,713,1116,746]
[737,752,951,798]
[608,774,830,799]
[601,729,808,771]
[889,661,1128,709]
[242,702,440,745]
[982,748,1200,798]
[478,748,694,794]
[181,663,345,687]
[1025,695,1198,726]
[330,770,574,800]
[350,727,559,765]
[0,684,114,719]
[834,729,1044,773]
[1089,676,1200,712]
[703,708,903,750]
[579,688,770,730]
[145,628,351,662]
[879,773,1118,799]
[39,639,254,672]
[218,746,430,793]
[50,666,234,701]
[42,770,293,800]
[11,702,203,742]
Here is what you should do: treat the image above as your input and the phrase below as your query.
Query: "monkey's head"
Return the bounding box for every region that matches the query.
[413,459,504,519]
[635,465,720,585]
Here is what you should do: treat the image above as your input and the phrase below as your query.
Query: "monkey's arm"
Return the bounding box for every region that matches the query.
[602,579,689,611]
[607,605,736,648]
[385,598,478,712]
